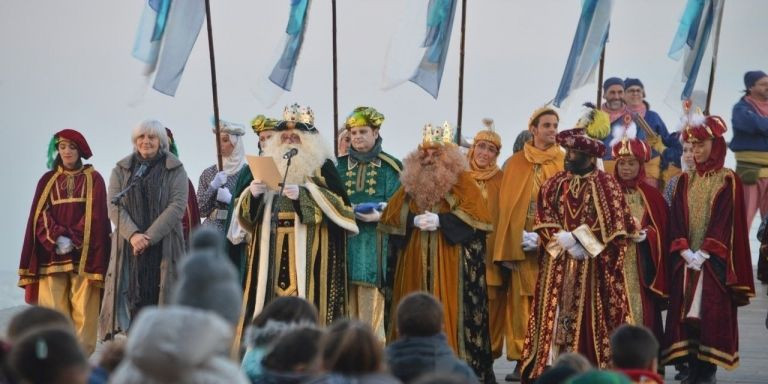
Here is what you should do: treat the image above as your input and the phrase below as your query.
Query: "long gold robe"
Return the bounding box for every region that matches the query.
[379,171,494,381]
[492,142,564,360]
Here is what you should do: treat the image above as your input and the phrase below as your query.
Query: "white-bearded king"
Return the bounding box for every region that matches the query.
[235,103,358,346]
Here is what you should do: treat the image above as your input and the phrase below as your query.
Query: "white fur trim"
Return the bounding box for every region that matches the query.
[304,182,359,234]
[608,121,637,148]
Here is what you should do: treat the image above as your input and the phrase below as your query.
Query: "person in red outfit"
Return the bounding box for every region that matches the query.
[661,109,755,384]
[18,129,111,354]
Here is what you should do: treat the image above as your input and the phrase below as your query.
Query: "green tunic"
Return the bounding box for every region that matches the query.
[336,152,402,287]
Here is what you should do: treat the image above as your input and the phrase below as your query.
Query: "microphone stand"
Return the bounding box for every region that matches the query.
[108,173,143,338]
[266,155,294,301]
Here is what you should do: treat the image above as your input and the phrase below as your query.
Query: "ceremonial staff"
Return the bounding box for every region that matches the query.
[204,0,223,170]
[332,0,340,156]
[704,1,725,115]
[456,0,468,142]
[596,46,605,107]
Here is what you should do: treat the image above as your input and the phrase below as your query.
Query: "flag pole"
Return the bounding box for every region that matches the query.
[704,1,725,115]
[204,0,223,170]
[596,45,606,107]
[456,0,467,143]
[332,0,340,156]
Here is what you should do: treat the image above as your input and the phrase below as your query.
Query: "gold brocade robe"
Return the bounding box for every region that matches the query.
[379,171,494,380]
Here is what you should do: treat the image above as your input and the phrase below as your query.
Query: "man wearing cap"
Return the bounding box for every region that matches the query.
[731,71,768,265]
[379,122,494,382]
[600,77,666,183]
[623,78,677,188]
[223,115,279,277]
[493,107,563,381]
[611,137,668,345]
[336,106,402,341]
[520,106,637,382]
[18,129,111,354]
[235,103,357,341]
[661,111,755,383]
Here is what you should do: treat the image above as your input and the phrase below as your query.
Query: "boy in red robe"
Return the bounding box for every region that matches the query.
[18,129,111,354]
[661,109,755,383]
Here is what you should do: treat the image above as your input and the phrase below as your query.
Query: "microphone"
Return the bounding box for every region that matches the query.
[132,163,148,181]
[282,148,299,159]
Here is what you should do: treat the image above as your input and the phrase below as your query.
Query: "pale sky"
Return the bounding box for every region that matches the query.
[1,0,766,274]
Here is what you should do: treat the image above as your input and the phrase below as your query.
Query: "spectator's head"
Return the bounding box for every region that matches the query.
[9,327,89,384]
[567,370,631,384]
[610,324,659,371]
[554,352,592,373]
[252,296,319,328]
[172,231,243,326]
[411,372,468,384]
[321,320,383,375]
[261,325,323,374]
[6,306,72,343]
[397,292,443,338]
[97,338,126,374]
[535,365,579,384]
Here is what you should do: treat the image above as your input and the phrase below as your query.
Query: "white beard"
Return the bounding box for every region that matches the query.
[262,131,334,185]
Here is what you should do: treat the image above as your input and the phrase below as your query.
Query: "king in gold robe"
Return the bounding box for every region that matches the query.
[379,131,494,383]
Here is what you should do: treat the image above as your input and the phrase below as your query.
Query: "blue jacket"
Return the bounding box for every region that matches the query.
[730,97,768,152]
[385,334,478,384]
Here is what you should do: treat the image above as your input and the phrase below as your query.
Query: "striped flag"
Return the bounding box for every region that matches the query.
[132,0,205,96]
[553,0,614,107]
[269,0,311,91]
[667,0,725,102]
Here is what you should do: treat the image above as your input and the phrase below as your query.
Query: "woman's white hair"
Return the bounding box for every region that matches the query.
[132,119,169,151]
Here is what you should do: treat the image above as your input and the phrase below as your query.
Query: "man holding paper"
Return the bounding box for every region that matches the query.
[234,103,357,343]
[336,106,402,342]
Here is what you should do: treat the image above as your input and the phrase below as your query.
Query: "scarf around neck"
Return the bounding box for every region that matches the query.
[746,95,768,117]
[349,136,383,163]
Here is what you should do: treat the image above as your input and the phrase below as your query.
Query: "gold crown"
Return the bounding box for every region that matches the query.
[282,103,315,126]
[421,121,455,148]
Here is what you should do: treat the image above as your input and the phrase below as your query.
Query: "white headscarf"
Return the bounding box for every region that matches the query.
[213,119,247,175]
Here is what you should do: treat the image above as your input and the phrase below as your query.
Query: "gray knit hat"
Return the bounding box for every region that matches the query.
[171,227,242,326]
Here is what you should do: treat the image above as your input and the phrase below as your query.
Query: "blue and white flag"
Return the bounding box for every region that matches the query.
[553,0,614,108]
[382,0,457,99]
[269,0,310,91]
[132,0,205,96]
[410,0,458,99]
[666,0,724,102]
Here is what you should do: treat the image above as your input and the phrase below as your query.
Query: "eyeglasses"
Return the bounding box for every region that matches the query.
[625,88,643,94]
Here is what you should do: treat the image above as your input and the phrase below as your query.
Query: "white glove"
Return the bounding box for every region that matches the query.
[414,212,440,231]
[691,250,710,270]
[55,236,74,255]
[631,229,647,243]
[680,249,698,270]
[555,231,577,250]
[567,244,588,260]
[249,180,267,197]
[355,210,382,222]
[378,202,388,211]
[282,184,300,200]
[522,231,539,252]
[210,171,228,189]
[216,187,233,204]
